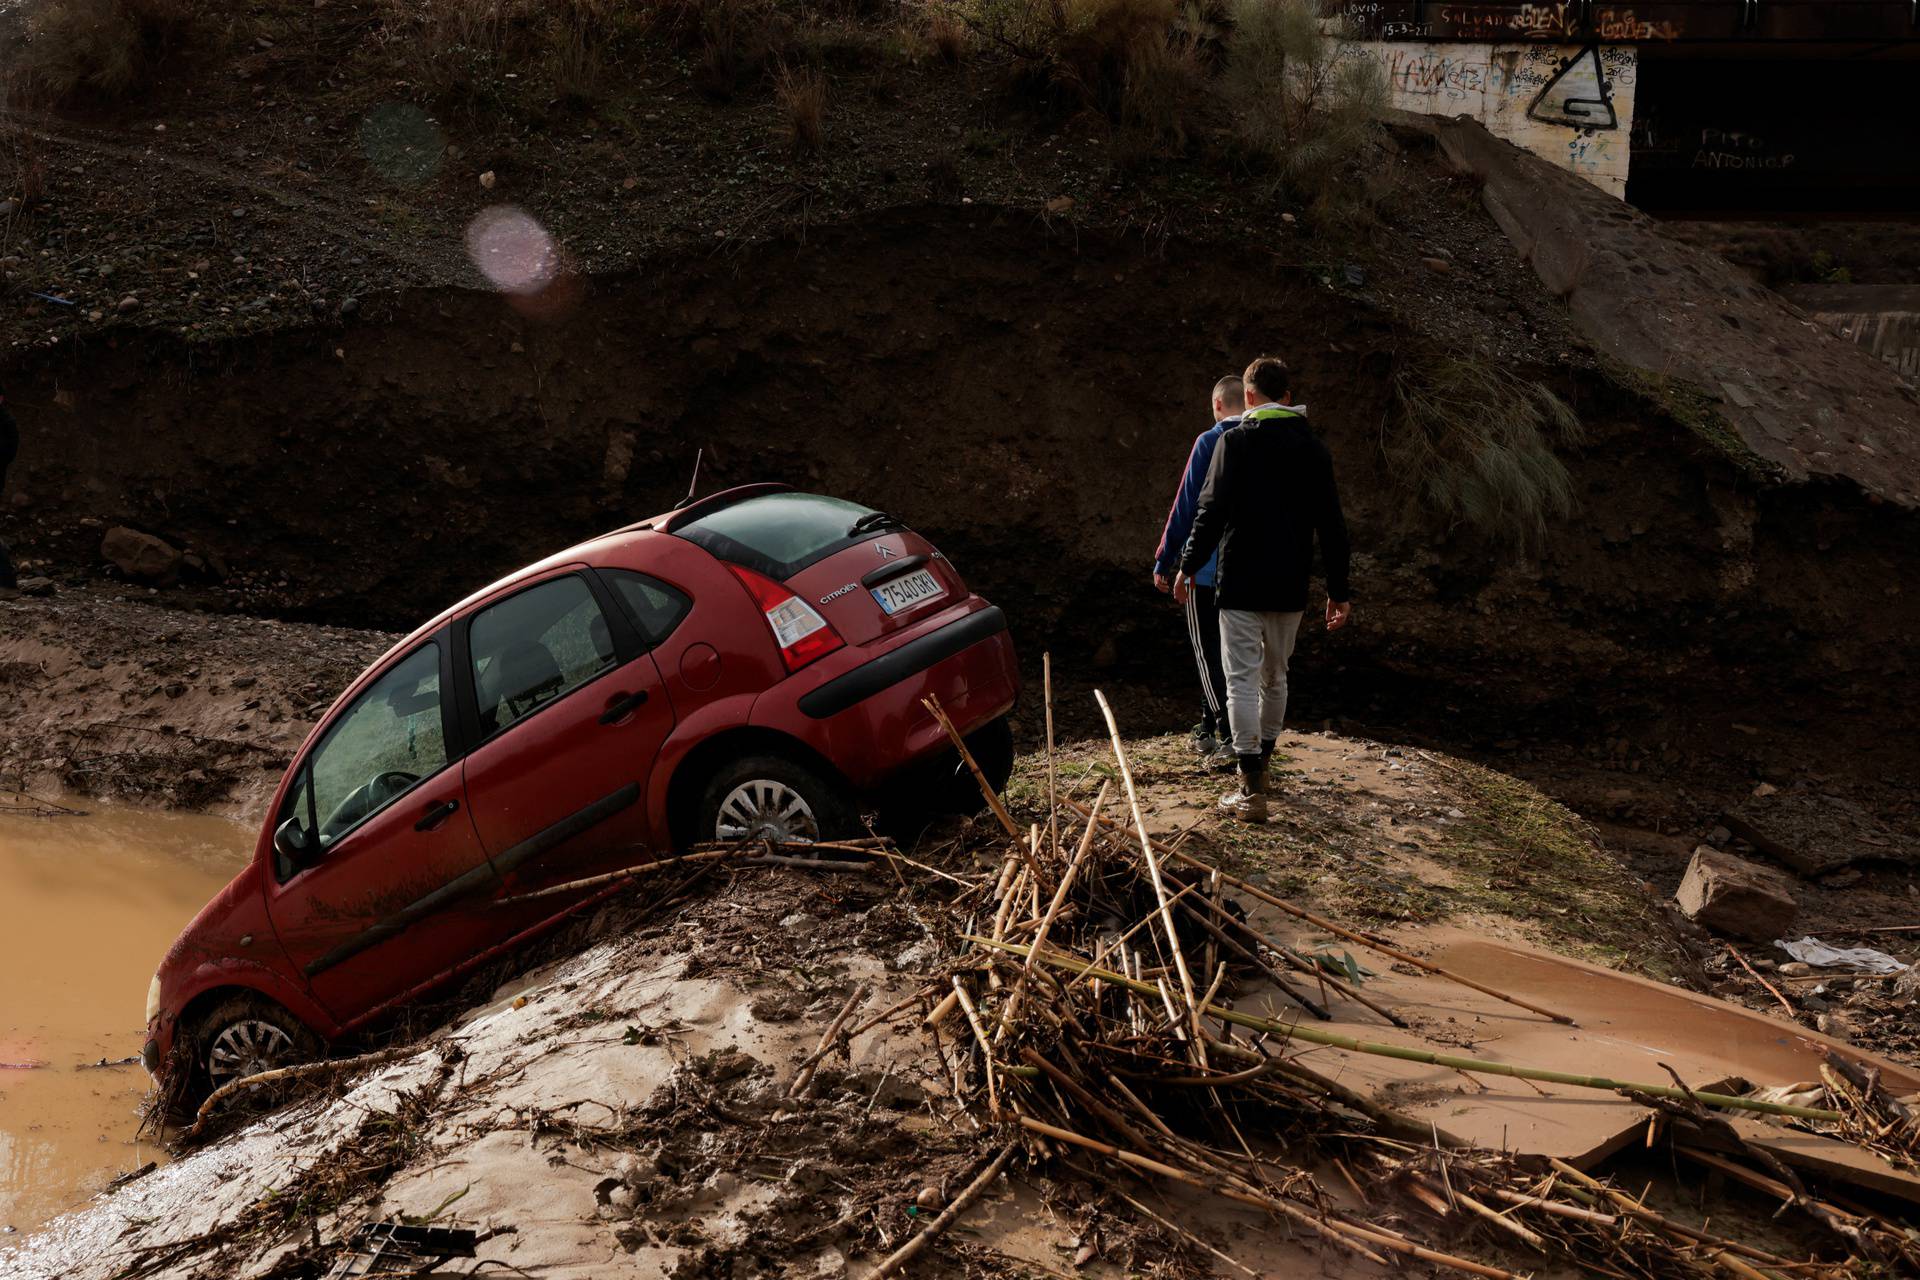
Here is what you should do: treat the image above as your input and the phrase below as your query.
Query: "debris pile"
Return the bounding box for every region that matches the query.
[879,689,1920,1278]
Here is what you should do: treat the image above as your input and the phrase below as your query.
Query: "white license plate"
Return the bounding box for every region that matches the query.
[871,568,942,616]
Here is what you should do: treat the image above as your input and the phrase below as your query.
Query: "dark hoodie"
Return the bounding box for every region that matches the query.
[1177,404,1352,614]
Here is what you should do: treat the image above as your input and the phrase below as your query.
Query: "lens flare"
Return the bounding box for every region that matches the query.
[464,206,561,295]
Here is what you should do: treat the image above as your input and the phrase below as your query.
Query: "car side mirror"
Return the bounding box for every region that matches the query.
[274,817,316,877]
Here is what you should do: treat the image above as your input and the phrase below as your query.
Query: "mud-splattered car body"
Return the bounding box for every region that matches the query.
[144,486,1019,1094]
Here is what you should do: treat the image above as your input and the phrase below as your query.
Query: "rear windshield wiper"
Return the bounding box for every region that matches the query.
[848,510,903,536]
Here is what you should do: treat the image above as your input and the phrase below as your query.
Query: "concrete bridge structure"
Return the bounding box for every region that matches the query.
[1335,0,1919,213]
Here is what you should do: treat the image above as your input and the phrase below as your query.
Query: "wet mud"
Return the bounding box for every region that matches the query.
[0,797,251,1231]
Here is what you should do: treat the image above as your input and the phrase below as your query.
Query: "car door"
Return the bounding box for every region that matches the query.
[456,568,680,897]
[263,636,501,1023]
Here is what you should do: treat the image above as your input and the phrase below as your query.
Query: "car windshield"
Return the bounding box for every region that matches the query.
[674,491,890,580]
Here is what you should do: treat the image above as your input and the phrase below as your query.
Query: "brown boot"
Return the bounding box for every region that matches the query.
[1218,754,1268,823]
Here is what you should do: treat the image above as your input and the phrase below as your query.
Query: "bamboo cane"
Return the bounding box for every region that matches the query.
[1093,690,1202,1037]
[923,694,1021,840]
[996,782,1109,1045]
[968,937,1844,1123]
[1063,797,1575,1025]
[790,983,869,1098]
[1043,652,1059,863]
[872,1141,1018,1277]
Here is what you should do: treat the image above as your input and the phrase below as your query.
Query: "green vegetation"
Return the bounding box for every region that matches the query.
[1386,354,1585,548]
[1426,757,1680,978]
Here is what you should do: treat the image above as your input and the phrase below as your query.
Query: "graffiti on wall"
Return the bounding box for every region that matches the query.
[1347,40,1638,196]
[1339,2,1679,42]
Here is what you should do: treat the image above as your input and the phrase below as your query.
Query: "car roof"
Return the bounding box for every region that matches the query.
[340,484,790,703]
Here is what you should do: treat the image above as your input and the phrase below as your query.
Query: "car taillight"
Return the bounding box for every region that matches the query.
[726,564,845,672]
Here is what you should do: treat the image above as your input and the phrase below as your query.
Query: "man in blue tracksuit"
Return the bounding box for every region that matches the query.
[1153,375,1244,767]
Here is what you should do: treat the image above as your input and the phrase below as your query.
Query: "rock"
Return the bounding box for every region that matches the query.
[1708,825,1731,847]
[1674,846,1798,943]
[1816,1012,1854,1041]
[479,170,497,190]
[1421,256,1452,274]
[1044,195,1075,214]
[1723,791,1912,875]
[338,296,360,318]
[1751,782,1778,798]
[16,576,55,597]
[915,1185,942,1210]
[101,526,183,585]
[1778,961,1813,976]
[116,295,141,313]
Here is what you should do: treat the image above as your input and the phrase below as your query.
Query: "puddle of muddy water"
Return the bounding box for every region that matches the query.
[0,797,251,1233]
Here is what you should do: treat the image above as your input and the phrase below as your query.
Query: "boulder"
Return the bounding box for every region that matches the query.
[1674,846,1798,943]
[101,526,183,585]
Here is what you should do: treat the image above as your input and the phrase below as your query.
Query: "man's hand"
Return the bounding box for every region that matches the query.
[1326,599,1352,631]
[1153,571,1171,594]
[1172,572,1193,606]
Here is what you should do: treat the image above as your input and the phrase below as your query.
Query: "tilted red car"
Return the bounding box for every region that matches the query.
[142,486,1018,1097]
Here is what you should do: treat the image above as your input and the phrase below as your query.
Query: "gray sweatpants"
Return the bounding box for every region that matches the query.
[1219,609,1303,756]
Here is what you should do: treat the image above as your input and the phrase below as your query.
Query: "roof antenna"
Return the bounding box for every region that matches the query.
[681,447,705,508]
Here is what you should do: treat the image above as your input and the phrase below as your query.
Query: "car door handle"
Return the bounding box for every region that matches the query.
[599,689,649,725]
[414,798,460,832]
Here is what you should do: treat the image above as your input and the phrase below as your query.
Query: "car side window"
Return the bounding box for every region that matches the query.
[470,575,617,737]
[307,644,449,852]
[603,570,691,648]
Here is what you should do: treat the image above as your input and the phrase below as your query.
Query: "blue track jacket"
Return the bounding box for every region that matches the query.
[1153,416,1239,588]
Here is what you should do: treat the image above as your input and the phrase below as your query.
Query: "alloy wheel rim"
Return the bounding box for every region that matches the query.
[716,779,819,844]
[207,1019,297,1089]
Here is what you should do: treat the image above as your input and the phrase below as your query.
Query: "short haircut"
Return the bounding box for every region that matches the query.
[1242,356,1291,403]
[1212,375,1245,412]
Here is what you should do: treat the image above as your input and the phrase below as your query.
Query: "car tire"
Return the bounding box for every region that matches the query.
[190,993,321,1102]
[698,754,856,845]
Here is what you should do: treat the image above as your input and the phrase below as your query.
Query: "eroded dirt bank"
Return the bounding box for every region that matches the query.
[3,208,1917,862]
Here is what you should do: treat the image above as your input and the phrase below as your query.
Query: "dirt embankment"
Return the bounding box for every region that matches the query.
[0,592,393,814]
[3,204,1917,856]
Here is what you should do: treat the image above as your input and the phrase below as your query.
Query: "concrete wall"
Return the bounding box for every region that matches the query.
[1347,41,1638,197]
[1780,285,1920,379]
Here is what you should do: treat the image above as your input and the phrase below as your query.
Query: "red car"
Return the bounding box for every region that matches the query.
[142,486,1018,1098]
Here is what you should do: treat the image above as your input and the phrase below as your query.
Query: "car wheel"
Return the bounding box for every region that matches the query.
[192,994,320,1097]
[699,754,855,845]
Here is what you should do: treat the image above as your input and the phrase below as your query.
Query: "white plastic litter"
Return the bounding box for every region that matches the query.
[1774,936,1910,975]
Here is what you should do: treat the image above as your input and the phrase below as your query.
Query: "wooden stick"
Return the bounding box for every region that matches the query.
[845,984,941,1041]
[790,984,870,1098]
[922,989,961,1029]
[1114,1188,1259,1278]
[1175,898,1331,1021]
[1063,798,1575,1026]
[1546,1158,1796,1266]
[871,1141,1018,1277]
[996,782,1109,1044]
[183,1043,420,1142]
[951,976,1001,1117]
[1043,652,1059,863]
[971,937,1844,1122]
[1187,892,1407,1027]
[1092,690,1202,1037]
[1726,942,1799,1020]
[923,694,1020,839]
[1848,923,1920,934]
[1020,1117,1521,1279]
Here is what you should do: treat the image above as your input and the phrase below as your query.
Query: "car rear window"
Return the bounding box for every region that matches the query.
[673,492,892,580]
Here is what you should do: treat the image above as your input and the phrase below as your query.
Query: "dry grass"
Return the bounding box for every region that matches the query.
[1386,354,1585,548]
[774,62,827,156]
[9,0,193,104]
[927,5,968,61]
[1223,0,1388,223]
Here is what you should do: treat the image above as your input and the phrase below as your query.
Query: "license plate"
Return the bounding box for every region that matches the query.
[871,568,942,616]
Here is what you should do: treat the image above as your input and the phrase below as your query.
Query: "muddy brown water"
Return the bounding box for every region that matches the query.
[0,798,251,1233]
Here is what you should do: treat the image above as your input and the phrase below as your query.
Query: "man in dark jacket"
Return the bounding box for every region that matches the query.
[1174,356,1352,822]
[0,390,17,590]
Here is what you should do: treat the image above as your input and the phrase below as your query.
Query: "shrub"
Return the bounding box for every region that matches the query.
[774,62,826,155]
[1386,355,1585,548]
[1222,0,1386,221]
[11,0,192,104]
[927,6,968,62]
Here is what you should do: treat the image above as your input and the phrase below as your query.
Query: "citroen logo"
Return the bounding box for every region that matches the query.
[876,544,897,559]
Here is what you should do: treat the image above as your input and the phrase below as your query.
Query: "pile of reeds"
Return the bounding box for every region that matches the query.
[872,671,1920,1278]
